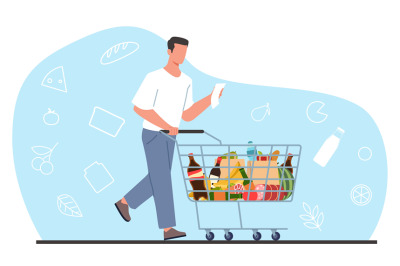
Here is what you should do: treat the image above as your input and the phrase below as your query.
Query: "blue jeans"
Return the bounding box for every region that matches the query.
[124,129,176,229]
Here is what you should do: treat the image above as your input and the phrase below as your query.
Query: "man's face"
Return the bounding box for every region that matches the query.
[168,43,187,65]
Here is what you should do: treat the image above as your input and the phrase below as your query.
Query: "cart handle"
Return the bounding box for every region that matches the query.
[161,130,204,134]
[160,130,222,144]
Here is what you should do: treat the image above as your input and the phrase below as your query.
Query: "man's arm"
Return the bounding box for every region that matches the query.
[134,106,178,135]
[182,89,223,122]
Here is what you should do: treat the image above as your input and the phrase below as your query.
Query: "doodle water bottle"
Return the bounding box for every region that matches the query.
[313,127,345,167]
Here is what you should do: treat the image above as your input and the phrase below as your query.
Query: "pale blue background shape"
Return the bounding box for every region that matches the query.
[13,26,387,240]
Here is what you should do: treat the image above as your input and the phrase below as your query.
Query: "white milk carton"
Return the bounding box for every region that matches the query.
[313,127,345,167]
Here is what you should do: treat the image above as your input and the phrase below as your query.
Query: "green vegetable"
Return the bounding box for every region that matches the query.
[258,151,263,155]
[209,192,243,201]
[278,168,294,200]
[222,151,238,159]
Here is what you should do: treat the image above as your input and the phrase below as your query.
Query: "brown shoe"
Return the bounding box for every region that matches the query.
[164,228,186,240]
[115,200,131,222]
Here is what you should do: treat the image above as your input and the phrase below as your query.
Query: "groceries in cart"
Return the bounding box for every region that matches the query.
[187,147,295,201]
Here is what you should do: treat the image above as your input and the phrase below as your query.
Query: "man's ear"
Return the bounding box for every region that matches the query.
[167,49,172,55]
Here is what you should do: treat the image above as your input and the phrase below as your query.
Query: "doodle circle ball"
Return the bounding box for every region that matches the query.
[351,184,372,206]
[358,147,372,161]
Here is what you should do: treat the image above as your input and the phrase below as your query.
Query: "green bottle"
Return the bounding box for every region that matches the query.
[239,168,250,186]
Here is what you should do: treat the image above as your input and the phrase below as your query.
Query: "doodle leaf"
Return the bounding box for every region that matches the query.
[31,146,51,155]
[299,214,313,221]
[303,202,311,215]
[312,205,319,218]
[57,194,83,217]
[317,212,324,226]
[303,222,319,230]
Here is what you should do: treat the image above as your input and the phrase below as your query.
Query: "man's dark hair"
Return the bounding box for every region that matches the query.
[167,37,189,52]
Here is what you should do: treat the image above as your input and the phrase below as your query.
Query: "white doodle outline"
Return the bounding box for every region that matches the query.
[351,184,372,206]
[84,161,115,193]
[89,106,125,137]
[358,147,372,161]
[251,102,271,122]
[299,202,324,231]
[306,101,328,123]
[57,194,83,217]
[31,142,58,175]
[100,41,140,65]
[41,66,67,93]
[43,108,60,126]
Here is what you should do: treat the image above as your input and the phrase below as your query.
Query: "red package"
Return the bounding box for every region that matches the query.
[243,182,257,201]
[256,156,269,161]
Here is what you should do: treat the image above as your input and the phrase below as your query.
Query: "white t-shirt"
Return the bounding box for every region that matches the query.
[132,68,194,131]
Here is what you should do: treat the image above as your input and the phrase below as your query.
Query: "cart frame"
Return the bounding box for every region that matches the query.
[161,130,302,241]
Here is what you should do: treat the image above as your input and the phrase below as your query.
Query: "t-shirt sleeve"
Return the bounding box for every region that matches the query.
[132,74,158,110]
[183,80,194,111]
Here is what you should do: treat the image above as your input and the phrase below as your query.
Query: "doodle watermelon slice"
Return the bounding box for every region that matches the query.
[41,66,67,93]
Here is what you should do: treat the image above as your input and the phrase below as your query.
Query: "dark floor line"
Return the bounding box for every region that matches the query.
[36,240,377,244]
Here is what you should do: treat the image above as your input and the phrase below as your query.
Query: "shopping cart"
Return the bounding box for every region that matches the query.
[161,130,302,241]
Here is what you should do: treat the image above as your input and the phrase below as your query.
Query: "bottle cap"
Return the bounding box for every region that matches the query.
[188,153,193,155]
[248,141,253,144]
[337,127,345,133]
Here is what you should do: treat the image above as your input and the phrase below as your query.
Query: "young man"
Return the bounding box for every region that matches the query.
[115,37,223,240]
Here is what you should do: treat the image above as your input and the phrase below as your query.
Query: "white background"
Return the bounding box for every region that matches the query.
[1,0,399,265]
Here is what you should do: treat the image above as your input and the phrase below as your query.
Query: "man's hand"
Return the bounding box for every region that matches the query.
[181,86,224,122]
[168,126,179,135]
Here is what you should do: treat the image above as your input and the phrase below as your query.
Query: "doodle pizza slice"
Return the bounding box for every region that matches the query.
[41,66,67,93]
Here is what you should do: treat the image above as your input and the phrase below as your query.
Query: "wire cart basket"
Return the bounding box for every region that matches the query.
[161,130,302,241]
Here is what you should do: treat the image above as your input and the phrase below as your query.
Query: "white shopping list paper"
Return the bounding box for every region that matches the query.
[89,107,125,137]
[211,83,225,109]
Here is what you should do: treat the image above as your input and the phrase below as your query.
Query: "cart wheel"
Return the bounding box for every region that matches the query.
[253,232,262,241]
[205,232,215,241]
[271,232,280,241]
[224,232,233,241]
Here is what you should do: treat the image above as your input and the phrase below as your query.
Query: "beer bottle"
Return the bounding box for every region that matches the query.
[280,153,293,174]
[209,157,222,188]
[187,153,208,200]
